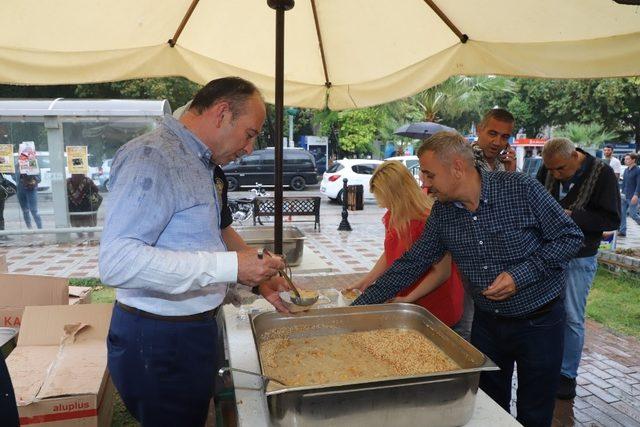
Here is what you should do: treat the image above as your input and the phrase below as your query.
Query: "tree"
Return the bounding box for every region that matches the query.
[74,77,200,111]
[336,108,383,155]
[555,123,617,148]
[500,78,640,145]
[406,76,515,133]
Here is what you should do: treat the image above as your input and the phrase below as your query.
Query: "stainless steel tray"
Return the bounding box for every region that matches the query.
[250,304,498,427]
[236,225,305,266]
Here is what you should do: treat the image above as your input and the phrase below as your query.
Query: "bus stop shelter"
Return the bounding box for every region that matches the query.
[0,99,170,239]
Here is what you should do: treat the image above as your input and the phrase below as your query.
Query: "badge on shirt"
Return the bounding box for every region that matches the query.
[215,177,225,200]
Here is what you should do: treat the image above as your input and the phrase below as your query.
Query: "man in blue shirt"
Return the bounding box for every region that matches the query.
[618,152,640,236]
[100,77,287,426]
[353,131,583,427]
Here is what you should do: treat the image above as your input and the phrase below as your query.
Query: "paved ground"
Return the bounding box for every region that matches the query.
[1,190,639,426]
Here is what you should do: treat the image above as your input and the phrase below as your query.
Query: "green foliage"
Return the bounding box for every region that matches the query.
[69,277,102,287]
[337,108,382,155]
[500,78,640,142]
[405,76,515,133]
[74,77,200,111]
[555,122,617,148]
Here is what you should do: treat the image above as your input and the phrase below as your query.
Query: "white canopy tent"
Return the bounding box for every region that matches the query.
[2,0,639,249]
[1,0,639,110]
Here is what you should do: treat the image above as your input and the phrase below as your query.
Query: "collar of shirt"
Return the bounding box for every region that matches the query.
[472,143,505,172]
[163,114,215,169]
[452,169,492,210]
[560,154,589,194]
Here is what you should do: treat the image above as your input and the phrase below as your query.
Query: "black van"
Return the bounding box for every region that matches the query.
[222,148,318,191]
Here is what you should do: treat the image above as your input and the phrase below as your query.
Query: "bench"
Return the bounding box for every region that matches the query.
[252,196,321,231]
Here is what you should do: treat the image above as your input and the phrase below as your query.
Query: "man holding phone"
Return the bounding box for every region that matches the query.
[473,108,516,172]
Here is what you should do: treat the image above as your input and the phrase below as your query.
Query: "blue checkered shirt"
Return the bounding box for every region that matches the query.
[353,170,584,317]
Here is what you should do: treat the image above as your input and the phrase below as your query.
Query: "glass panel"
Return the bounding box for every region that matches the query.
[0,121,49,237]
[61,117,161,232]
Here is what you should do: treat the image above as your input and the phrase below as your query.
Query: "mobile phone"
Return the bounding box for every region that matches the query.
[499,146,511,162]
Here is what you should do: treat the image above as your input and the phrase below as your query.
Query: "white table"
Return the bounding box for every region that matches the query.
[222,304,521,427]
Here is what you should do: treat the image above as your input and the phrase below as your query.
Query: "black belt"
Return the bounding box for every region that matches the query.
[116,301,220,323]
[492,296,560,321]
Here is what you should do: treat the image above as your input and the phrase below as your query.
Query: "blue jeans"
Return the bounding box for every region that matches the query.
[17,188,42,229]
[471,299,565,427]
[107,304,218,426]
[619,196,640,234]
[561,255,598,379]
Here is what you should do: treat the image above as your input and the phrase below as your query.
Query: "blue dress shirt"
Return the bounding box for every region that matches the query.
[99,115,237,316]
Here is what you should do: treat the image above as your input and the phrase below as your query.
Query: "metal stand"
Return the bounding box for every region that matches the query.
[267,0,295,254]
[337,178,352,231]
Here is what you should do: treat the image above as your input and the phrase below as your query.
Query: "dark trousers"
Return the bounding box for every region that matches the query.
[0,356,19,427]
[107,304,218,427]
[471,299,565,427]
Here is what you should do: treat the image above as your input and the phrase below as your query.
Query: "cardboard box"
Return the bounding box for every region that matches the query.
[0,274,69,328]
[7,304,115,426]
[68,286,92,305]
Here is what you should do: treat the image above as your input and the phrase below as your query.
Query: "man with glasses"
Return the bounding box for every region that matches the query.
[100,77,289,426]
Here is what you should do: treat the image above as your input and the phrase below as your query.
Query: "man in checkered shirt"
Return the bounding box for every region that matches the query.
[353,131,583,427]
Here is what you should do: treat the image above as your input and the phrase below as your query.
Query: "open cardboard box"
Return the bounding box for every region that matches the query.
[68,286,92,305]
[6,304,115,426]
[0,274,69,329]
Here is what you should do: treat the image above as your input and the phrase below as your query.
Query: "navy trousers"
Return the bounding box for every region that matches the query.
[107,304,218,426]
[471,299,565,427]
[0,356,19,427]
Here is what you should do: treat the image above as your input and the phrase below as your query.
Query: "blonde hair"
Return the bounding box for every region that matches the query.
[370,161,433,250]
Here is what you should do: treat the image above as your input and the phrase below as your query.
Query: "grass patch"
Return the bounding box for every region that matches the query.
[586,267,640,338]
[69,277,103,287]
[112,391,139,426]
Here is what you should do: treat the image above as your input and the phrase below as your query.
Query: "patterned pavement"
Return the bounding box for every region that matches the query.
[1,199,640,426]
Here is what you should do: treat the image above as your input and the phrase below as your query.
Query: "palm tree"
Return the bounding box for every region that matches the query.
[555,122,617,148]
[408,76,516,123]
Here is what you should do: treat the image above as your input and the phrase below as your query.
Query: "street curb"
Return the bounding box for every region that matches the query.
[597,250,640,274]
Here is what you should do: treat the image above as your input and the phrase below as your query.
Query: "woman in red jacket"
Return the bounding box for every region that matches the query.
[351,161,464,328]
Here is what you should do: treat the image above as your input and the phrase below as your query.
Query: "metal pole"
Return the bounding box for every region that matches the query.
[337,178,352,231]
[267,0,294,255]
[288,114,294,147]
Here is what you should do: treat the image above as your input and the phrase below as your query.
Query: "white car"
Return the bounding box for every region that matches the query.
[385,155,421,183]
[320,159,383,203]
[385,155,419,170]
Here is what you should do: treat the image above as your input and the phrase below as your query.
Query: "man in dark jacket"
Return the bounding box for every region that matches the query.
[537,137,621,400]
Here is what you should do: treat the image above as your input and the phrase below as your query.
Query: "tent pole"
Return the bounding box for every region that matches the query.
[268,0,294,255]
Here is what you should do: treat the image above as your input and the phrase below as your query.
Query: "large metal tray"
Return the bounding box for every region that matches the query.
[251,304,498,427]
[236,225,305,266]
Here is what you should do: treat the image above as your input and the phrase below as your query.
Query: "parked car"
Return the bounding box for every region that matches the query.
[385,155,419,171]
[385,155,420,183]
[222,148,318,191]
[320,159,384,203]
